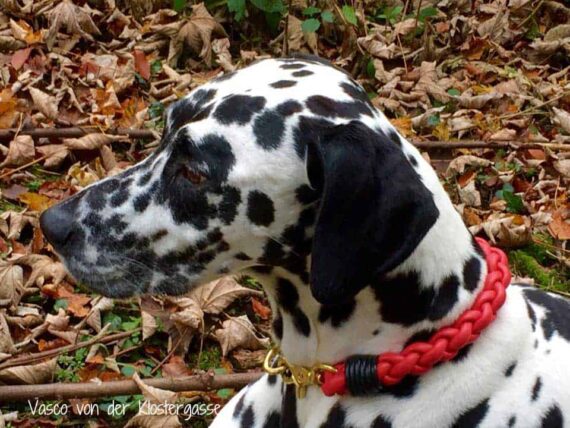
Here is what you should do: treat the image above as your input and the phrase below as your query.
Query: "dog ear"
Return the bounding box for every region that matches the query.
[307,121,439,304]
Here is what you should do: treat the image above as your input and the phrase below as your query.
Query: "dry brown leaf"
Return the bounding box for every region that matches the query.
[37,144,70,169]
[548,209,570,240]
[132,372,179,404]
[85,297,114,332]
[1,135,34,167]
[14,254,66,288]
[0,211,36,241]
[447,155,492,175]
[170,299,203,331]
[44,0,101,49]
[29,87,58,120]
[141,310,158,340]
[552,107,570,134]
[457,180,482,207]
[553,159,570,178]
[0,314,16,356]
[214,315,269,356]
[471,213,532,248]
[189,277,255,314]
[0,262,24,308]
[168,3,227,66]
[212,38,235,72]
[0,358,57,385]
[63,134,124,151]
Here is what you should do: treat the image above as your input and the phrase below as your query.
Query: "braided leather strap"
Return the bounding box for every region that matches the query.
[321,238,511,396]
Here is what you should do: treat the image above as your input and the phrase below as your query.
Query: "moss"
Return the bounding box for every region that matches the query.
[510,250,569,293]
[188,343,222,371]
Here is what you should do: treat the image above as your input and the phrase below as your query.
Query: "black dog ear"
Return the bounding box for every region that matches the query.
[307,121,439,304]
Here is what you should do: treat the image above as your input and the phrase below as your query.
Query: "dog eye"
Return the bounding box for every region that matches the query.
[180,166,208,185]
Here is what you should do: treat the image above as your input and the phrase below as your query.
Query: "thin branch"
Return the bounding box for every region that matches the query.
[0,329,139,371]
[0,127,154,141]
[0,372,263,402]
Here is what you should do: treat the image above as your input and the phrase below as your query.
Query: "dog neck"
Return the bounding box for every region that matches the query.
[246,171,488,367]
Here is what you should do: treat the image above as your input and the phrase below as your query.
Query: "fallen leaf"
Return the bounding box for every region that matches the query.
[141,310,157,340]
[29,87,58,120]
[447,155,492,175]
[37,145,70,169]
[44,0,101,49]
[134,49,151,80]
[251,298,271,320]
[214,315,269,356]
[0,314,16,355]
[548,209,570,240]
[552,107,570,134]
[63,133,125,150]
[18,192,54,212]
[162,356,193,378]
[0,262,23,308]
[1,135,34,167]
[189,277,255,314]
[0,358,57,385]
[86,297,114,332]
[11,47,31,70]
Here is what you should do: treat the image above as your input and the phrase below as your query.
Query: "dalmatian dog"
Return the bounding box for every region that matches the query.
[40,55,570,428]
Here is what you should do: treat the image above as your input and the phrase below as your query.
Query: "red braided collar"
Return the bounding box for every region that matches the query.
[321,238,511,396]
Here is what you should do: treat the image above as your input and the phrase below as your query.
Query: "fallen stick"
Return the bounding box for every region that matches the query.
[0,127,568,151]
[0,372,262,402]
[0,329,138,371]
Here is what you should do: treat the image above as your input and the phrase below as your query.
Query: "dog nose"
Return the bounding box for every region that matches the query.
[40,201,75,249]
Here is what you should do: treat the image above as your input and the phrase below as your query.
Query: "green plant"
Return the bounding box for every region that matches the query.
[495,183,525,214]
[300,6,334,33]
[376,5,402,25]
[227,0,285,26]
[56,348,88,382]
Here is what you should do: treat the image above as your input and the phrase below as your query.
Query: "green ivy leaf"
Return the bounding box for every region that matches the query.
[121,365,136,377]
[342,5,357,26]
[228,0,246,21]
[321,10,334,23]
[302,6,321,16]
[53,299,68,311]
[302,18,321,33]
[427,114,440,127]
[249,0,284,13]
[173,0,187,12]
[447,88,461,96]
[418,6,438,23]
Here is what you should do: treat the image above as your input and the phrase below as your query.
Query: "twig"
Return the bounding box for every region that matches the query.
[0,372,262,402]
[0,127,154,141]
[0,329,139,371]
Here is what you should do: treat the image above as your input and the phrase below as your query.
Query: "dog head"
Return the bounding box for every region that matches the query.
[40,56,438,302]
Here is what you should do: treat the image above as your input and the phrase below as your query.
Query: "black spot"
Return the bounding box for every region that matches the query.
[292,70,314,77]
[97,178,120,193]
[133,192,152,212]
[320,404,346,428]
[382,375,419,398]
[167,89,217,131]
[252,265,273,275]
[213,95,266,125]
[276,278,311,337]
[195,134,236,182]
[524,288,570,341]
[318,299,356,327]
[531,377,542,401]
[262,411,280,428]
[280,63,305,70]
[525,300,537,331]
[277,100,303,116]
[451,399,489,428]
[267,374,277,385]
[240,405,255,428]
[270,80,297,88]
[85,189,106,210]
[505,362,517,377]
[408,155,418,167]
[273,313,283,340]
[404,329,435,348]
[453,343,473,363]
[110,185,130,207]
[138,172,152,186]
[217,241,230,252]
[306,95,373,119]
[372,414,393,428]
[254,110,285,150]
[281,385,300,428]
[374,271,459,326]
[463,256,482,292]
[235,252,252,261]
[541,405,563,428]
[247,191,275,226]
[341,81,370,104]
[387,128,402,147]
[508,416,516,427]
[232,393,246,419]
[219,186,241,224]
[429,274,460,321]
[295,184,319,204]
